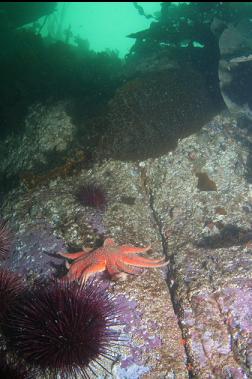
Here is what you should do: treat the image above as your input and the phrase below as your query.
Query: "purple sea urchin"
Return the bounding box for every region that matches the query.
[75,184,107,209]
[0,269,24,322]
[0,219,12,260]
[3,279,122,378]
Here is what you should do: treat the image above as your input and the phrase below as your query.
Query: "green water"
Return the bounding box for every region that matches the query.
[40,2,162,57]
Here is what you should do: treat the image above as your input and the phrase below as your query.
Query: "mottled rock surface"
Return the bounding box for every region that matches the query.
[219,19,252,120]
[2,158,187,377]
[2,107,252,378]
[101,68,217,161]
[144,113,252,378]
[0,102,76,181]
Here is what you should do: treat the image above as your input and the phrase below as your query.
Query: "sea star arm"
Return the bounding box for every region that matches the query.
[80,261,107,283]
[106,261,121,276]
[119,244,152,254]
[116,260,143,275]
[58,251,86,260]
[122,255,168,268]
[65,257,92,280]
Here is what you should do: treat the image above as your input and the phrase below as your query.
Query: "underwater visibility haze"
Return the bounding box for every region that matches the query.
[1,2,252,378]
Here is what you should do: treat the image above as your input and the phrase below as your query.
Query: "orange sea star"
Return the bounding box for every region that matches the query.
[58,238,168,282]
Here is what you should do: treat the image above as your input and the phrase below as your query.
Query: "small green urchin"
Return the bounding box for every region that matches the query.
[3,279,123,379]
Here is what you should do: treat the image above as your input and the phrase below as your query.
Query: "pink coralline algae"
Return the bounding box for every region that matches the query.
[8,221,67,279]
[116,295,162,370]
[216,282,252,333]
[182,281,252,377]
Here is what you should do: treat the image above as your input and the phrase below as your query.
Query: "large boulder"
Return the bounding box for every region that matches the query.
[101,68,217,160]
[219,19,252,120]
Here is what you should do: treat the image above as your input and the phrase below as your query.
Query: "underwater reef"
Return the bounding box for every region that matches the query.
[2,110,252,377]
[1,2,252,378]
